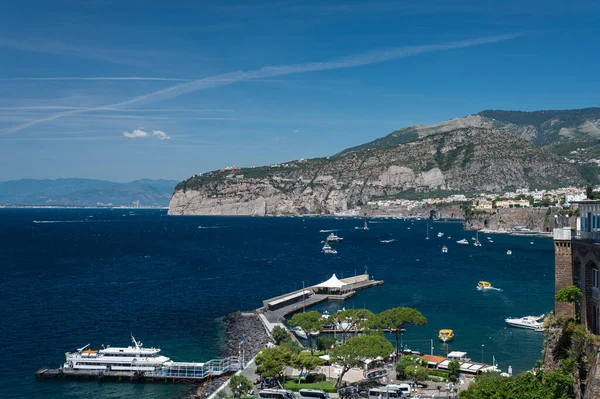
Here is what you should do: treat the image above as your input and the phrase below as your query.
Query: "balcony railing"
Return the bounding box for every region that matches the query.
[573,230,600,244]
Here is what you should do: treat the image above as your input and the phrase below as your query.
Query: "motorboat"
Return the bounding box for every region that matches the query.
[456,239,469,244]
[438,232,444,237]
[505,315,545,331]
[507,250,512,255]
[292,326,308,339]
[322,243,337,254]
[477,281,493,290]
[438,329,454,343]
[442,246,448,253]
[326,233,343,242]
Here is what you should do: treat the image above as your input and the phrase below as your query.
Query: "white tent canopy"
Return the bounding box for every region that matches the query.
[313,274,347,289]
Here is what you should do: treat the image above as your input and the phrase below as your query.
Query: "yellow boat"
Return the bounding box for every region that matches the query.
[438,329,454,343]
[477,281,493,290]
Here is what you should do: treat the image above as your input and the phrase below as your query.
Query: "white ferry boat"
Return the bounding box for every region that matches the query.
[62,336,172,373]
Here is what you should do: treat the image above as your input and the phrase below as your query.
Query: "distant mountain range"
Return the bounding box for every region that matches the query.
[0,178,178,207]
[169,107,600,216]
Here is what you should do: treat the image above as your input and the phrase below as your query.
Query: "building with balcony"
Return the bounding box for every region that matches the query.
[554,200,600,334]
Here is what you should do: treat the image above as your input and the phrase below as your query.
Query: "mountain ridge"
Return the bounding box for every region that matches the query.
[0,178,178,207]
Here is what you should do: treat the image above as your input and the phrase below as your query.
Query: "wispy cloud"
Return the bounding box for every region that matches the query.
[2,33,523,135]
[0,38,167,67]
[292,129,300,133]
[123,129,171,140]
[0,77,193,82]
[0,106,233,112]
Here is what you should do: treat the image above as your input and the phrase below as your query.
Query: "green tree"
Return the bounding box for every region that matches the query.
[404,364,428,385]
[289,311,326,353]
[448,360,461,382]
[330,309,375,342]
[395,355,418,380]
[255,346,294,378]
[586,186,594,199]
[459,370,573,399]
[373,307,427,360]
[290,352,325,384]
[272,325,291,345]
[331,334,394,387]
[280,338,303,354]
[316,335,336,352]
[229,375,253,398]
[555,285,583,319]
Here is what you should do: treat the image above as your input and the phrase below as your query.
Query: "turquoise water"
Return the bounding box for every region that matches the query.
[0,209,553,399]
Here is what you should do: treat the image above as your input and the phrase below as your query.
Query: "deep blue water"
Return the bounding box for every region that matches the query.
[0,209,554,399]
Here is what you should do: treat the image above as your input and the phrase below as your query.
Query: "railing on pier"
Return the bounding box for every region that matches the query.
[149,356,242,379]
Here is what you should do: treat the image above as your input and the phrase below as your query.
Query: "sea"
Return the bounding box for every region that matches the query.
[0,209,554,399]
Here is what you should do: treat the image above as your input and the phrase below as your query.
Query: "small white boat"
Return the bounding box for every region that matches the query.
[322,243,337,254]
[326,233,343,242]
[530,241,534,245]
[442,246,448,253]
[456,239,469,244]
[292,326,308,339]
[309,331,320,337]
[505,315,544,331]
[438,232,444,237]
[474,241,482,247]
[507,250,512,255]
[489,240,494,243]
[471,237,476,241]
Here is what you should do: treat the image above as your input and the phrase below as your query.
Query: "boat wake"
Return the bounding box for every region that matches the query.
[198,226,227,229]
[380,239,396,243]
[319,229,338,232]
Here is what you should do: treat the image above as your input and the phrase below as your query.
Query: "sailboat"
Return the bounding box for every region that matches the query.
[473,231,482,247]
[363,220,369,230]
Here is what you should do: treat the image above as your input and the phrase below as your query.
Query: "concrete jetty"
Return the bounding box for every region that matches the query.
[259,274,384,325]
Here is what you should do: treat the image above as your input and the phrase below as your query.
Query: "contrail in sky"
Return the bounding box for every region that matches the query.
[2,33,523,135]
[0,77,192,81]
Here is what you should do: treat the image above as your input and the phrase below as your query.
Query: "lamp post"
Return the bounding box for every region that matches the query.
[481,344,484,364]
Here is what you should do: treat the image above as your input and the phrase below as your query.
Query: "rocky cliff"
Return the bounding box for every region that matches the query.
[169,127,589,216]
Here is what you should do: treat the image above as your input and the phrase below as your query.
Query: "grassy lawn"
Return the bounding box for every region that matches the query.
[283,379,337,393]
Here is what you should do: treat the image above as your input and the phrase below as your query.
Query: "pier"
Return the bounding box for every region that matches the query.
[259,274,384,325]
[35,356,242,384]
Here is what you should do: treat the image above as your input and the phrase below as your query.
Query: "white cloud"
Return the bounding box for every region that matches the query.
[152,130,171,140]
[123,129,148,138]
[122,129,170,140]
[292,129,300,133]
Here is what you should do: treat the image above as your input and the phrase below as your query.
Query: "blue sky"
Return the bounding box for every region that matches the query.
[1,0,599,182]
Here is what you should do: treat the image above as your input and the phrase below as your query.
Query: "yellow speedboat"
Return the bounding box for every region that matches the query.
[477,281,493,290]
[438,329,454,343]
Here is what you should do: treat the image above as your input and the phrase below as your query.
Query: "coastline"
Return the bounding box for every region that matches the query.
[188,311,272,398]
